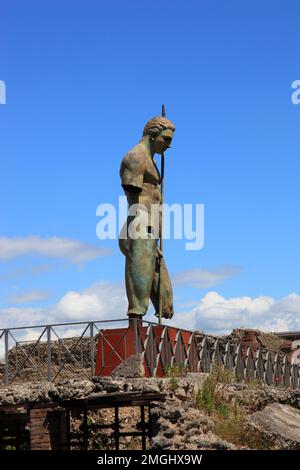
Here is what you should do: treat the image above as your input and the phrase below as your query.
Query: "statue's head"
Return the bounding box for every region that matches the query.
[143,116,175,155]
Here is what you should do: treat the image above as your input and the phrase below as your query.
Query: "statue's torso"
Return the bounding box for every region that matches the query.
[120,144,161,210]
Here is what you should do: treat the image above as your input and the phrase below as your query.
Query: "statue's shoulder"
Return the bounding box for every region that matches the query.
[121,143,147,170]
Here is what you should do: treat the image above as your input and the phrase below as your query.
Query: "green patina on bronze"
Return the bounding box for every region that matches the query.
[119,115,175,320]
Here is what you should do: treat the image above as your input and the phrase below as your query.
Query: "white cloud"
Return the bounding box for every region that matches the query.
[0,306,54,329]
[0,236,110,264]
[0,282,127,356]
[173,266,242,288]
[1,281,300,339]
[55,282,127,321]
[0,281,127,329]
[169,291,300,335]
[9,290,51,304]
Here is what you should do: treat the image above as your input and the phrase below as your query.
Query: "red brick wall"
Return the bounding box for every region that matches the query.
[30,408,67,450]
[30,408,51,450]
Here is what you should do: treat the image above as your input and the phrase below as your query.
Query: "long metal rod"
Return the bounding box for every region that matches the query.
[141,405,146,450]
[0,318,132,331]
[0,317,213,335]
[47,325,52,382]
[158,104,166,325]
[90,322,95,377]
[66,409,71,450]
[83,409,88,450]
[4,329,8,385]
[114,406,120,451]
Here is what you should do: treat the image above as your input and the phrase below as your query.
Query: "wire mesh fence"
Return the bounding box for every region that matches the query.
[0,319,299,388]
[0,320,129,385]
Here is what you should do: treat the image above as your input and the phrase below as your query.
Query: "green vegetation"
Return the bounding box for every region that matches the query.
[164,363,189,392]
[195,365,268,449]
[164,363,188,377]
[196,364,235,414]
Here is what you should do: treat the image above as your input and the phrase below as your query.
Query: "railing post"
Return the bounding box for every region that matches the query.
[4,329,9,385]
[149,324,153,375]
[90,322,95,378]
[133,318,139,355]
[47,325,52,382]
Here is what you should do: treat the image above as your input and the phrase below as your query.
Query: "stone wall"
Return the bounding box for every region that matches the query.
[1,373,300,450]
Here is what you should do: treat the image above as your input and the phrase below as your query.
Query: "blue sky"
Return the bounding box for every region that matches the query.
[1,0,300,334]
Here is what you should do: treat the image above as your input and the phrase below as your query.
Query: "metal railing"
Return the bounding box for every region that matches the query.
[0,319,129,386]
[0,319,299,388]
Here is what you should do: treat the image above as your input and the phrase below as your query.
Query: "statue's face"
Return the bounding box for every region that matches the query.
[153,129,174,155]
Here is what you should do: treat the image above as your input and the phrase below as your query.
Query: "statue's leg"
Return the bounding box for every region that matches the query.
[125,236,156,317]
[151,255,174,319]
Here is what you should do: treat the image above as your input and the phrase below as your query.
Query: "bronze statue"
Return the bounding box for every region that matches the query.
[119,114,175,321]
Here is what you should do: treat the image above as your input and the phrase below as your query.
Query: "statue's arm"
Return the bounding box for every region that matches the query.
[120,152,145,193]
